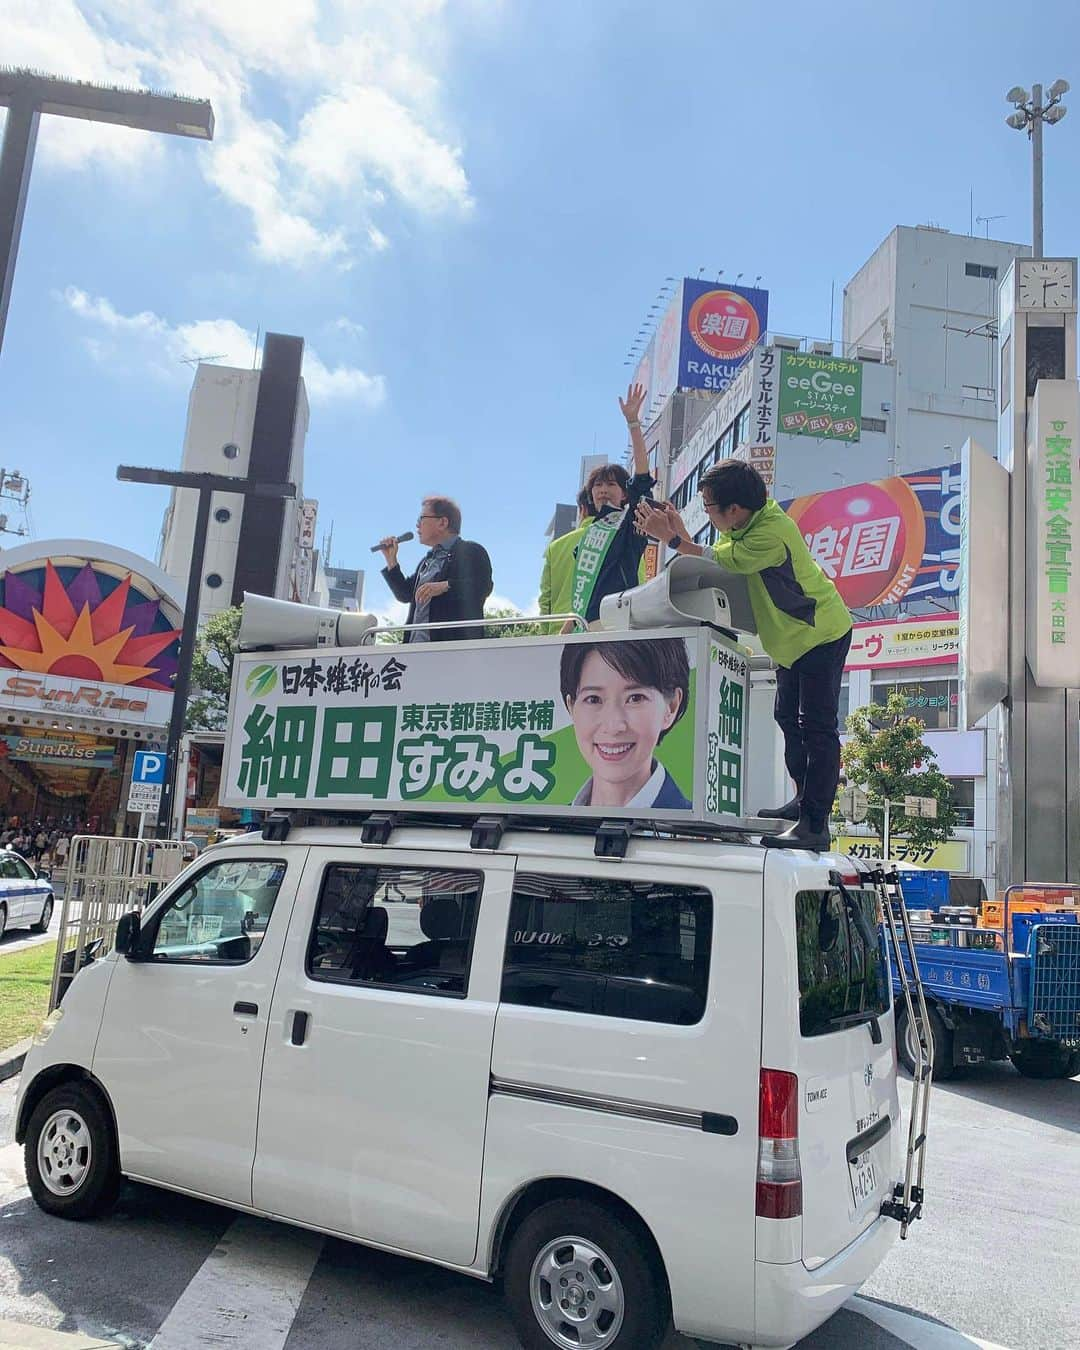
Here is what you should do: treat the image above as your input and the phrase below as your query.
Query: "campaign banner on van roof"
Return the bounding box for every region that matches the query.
[221,629,751,823]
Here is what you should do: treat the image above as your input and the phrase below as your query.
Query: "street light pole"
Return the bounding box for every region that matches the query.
[1031,83,1044,258]
[1006,79,1069,260]
[117,467,296,837]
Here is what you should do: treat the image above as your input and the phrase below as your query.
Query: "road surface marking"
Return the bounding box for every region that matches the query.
[853,1296,1014,1350]
[148,1214,322,1350]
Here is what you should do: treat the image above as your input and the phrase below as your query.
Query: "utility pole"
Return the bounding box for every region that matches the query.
[1006,80,1069,259]
[0,70,213,355]
[117,467,296,837]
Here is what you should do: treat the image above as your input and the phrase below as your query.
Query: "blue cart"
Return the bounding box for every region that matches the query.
[889,882,1080,1080]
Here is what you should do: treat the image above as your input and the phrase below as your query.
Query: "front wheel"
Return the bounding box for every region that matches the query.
[896,1003,954,1081]
[32,896,54,934]
[24,1084,120,1219]
[504,1199,670,1350]
[1010,1043,1080,1080]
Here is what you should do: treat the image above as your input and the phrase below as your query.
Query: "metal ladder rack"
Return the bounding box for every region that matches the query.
[858,861,932,1239]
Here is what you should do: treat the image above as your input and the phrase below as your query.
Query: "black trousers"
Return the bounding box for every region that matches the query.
[773,629,852,830]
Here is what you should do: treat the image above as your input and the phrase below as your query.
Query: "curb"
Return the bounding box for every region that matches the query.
[0,1038,31,1084]
[0,1321,122,1348]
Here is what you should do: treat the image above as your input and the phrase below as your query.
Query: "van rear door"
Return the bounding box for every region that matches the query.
[762,854,899,1269]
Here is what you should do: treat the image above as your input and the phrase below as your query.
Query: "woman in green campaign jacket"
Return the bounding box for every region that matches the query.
[637,461,852,852]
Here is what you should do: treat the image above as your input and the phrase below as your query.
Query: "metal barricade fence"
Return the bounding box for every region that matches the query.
[49,835,198,1011]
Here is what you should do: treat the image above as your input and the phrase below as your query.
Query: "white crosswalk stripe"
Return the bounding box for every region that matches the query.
[147,1215,323,1350]
[852,1297,1014,1350]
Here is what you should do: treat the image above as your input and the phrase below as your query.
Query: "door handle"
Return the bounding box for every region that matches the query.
[233,1001,259,1017]
[291,1010,310,1046]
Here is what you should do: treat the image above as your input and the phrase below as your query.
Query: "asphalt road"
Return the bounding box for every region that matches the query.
[0,1063,1076,1350]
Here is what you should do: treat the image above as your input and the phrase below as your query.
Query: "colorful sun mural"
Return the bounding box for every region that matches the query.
[0,560,181,691]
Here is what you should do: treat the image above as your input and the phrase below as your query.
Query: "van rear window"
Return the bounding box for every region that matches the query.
[795,888,890,1037]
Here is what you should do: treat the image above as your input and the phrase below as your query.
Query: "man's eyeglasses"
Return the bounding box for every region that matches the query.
[416,514,440,526]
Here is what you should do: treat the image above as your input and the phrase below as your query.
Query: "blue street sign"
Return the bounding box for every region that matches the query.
[132,750,167,785]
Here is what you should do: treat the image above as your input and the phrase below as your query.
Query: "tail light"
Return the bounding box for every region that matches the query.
[756,1068,802,1219]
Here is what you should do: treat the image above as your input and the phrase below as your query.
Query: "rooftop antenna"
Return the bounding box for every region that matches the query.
[976,212,1007,239]
[179,354,226,366]
[252,324,260,369]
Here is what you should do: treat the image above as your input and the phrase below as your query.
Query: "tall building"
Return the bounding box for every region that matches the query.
[158,333,317,622]
[844,226,1030,467]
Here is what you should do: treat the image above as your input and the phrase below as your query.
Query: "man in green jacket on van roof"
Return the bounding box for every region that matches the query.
[538,488,592,632]
[637,462,852,852]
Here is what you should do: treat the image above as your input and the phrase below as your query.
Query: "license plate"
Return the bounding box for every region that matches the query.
[848,1150,878,1207]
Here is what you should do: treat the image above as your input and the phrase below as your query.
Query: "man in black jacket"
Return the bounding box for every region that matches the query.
[378,496,493,642]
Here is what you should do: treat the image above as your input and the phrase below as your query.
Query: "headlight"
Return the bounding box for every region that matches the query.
[32,1007,63,1046]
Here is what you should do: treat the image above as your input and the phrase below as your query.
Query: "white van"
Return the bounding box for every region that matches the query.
[16,816,904,1349]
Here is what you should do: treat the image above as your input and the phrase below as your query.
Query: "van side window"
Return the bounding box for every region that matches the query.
[147,859,287,964]
[796,888,891,1037]
[502,874,712,1025]
[307,865,483,998]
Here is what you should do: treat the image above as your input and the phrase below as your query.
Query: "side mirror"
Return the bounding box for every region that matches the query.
[37,866,51,880]
[114,911,142,958]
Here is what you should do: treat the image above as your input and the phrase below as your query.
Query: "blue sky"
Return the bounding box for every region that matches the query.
[2,0,1078,617]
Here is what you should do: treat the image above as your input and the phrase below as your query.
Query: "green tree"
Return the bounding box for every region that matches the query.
[838,691,958,853]
[187,606,241,731]
[484,603,545,639]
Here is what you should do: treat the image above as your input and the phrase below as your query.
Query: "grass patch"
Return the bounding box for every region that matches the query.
[0,940,56,1051]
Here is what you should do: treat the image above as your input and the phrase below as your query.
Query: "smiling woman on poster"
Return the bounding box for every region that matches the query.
[560,638,692,809]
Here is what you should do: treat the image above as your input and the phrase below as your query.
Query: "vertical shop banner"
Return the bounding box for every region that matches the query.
[778,352,862,440]
[782,463,961,608]
[753,344,778,446]
[678,278,769,393]
[1027,381,1080,686]
[222,630,751,825]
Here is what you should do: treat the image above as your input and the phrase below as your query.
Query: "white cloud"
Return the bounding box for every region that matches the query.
[5,0,479,265]
[291,85,473,216]
[60,285,386,406]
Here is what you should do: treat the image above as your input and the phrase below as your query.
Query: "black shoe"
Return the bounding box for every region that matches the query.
[761,815,831,852]
[756,795,801,822]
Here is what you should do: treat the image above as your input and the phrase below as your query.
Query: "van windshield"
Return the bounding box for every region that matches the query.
[795,888,890,1038]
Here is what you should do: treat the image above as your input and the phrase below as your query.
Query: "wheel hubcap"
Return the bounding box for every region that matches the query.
[37,1109,92,1197]
[530,1235,625,1347]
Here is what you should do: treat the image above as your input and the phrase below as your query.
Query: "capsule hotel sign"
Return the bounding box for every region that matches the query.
[1027,381,1080,686]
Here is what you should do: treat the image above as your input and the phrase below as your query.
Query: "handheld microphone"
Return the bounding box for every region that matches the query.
[370,531,414,554]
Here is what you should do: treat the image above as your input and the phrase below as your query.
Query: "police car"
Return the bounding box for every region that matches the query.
[0,850,55,939]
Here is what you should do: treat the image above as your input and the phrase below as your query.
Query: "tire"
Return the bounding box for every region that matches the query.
[503,1198,670,1350]
[896,1003,954,1081]
[32,896,53,934]
[24,1084,120,1220]
[0,902,6,940]
[1009,1043,1078,1080]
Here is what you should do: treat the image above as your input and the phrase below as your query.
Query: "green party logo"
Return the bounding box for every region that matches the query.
[245,664,278,697]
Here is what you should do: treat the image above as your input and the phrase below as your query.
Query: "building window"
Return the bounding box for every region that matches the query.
[502,872,713,1025]
[965,262,998,280]
[214,507,232,523]
[205,573,223,589]
[870,677,959,730]
[861,416,887,434]
[222,442,240,460]
[838,678,851,727]
[948,778,976,828]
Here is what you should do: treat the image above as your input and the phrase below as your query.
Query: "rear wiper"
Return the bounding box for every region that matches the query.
[827,1009,883,1044]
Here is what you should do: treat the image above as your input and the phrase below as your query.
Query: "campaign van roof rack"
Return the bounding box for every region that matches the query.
[259,807,772,858]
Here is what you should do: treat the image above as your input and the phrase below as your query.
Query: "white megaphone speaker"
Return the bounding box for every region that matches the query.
[597,555,758,635]
[238,593,378,651]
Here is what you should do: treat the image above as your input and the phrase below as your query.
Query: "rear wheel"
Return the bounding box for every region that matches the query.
[32,896,53,934]
[896,1003,953,1081]
[1009,1043,1079,1080]
[24,1084,120,1219]
[504,1198,670,1350]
